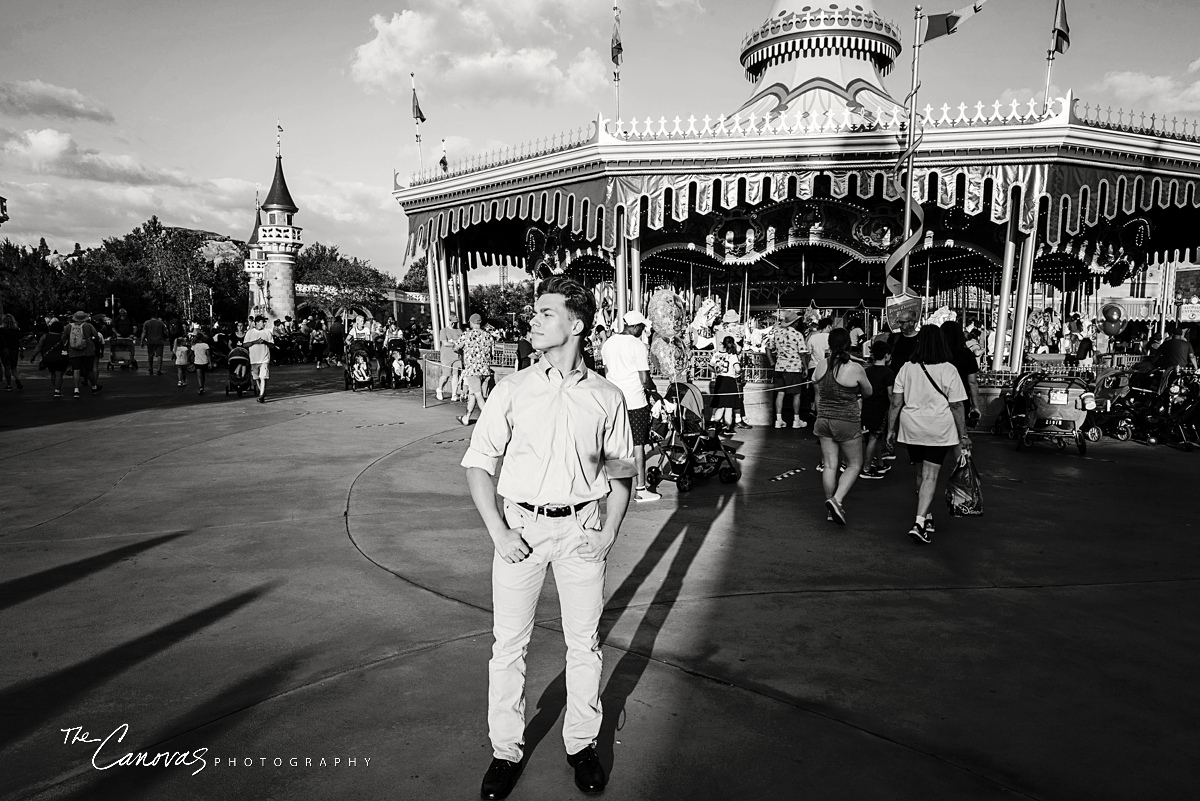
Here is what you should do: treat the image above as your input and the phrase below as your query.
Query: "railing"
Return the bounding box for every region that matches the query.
[650,349,775,383]
[421,343,517,369]
[410,124,597,186]
[1073,101,1200,143]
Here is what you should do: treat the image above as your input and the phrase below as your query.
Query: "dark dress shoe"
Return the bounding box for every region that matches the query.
[480,758,520,800]
[566,745,606,794]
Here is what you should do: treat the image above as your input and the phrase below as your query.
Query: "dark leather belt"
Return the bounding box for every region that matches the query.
[516,500,591,518]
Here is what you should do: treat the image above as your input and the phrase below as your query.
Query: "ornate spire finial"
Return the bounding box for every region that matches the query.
[276,120,282,157]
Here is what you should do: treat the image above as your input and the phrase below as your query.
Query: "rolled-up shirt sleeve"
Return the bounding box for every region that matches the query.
[602,395,637,480]
[460,380,512,475]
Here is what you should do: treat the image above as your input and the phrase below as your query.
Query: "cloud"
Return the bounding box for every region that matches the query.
[0,79,115,123]
[1189,57,1200,74]
[1097,70,1200,114]
[351,1,610,106]
[1,128,197,187]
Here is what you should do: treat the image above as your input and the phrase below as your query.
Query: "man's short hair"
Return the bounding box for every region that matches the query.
[536,275,595,337]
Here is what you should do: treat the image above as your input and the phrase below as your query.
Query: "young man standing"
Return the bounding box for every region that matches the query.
[242,315,274,403]
[601,310,661,502]
[462,275,635,800]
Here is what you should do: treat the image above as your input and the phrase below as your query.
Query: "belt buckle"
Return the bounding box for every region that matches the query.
[542,504,570,516]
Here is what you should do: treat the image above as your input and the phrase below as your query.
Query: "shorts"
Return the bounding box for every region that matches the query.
[861,404,888,435]
[814,417,862,443]
[146,343,164,359]
[68,355,93,373]
[627,404,651,447]
[774,370,805,395]
[465,373,486,396]
[251,362,270,379]
[905,443,951,466]
[441,356,463,370]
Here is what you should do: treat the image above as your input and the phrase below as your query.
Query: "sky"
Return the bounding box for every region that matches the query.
[2,0,1199,284]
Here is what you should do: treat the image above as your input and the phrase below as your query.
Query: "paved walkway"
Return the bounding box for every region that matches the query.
[1,362,1196,800]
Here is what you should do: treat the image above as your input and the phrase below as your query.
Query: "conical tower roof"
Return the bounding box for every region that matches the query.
[247,206,262,245]
[734,1,904,126]
[262,156,298,214]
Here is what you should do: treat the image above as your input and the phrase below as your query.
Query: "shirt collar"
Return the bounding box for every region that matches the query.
[538,356,588,385]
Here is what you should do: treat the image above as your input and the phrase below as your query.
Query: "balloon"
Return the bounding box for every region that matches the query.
[1102,319,1128,337]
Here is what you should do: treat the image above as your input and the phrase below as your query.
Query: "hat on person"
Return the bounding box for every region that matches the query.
[622,310,649,327]
[468,313,482,325]
[722,309,740,323]
[778,309,800,326]
[72,310,89,322]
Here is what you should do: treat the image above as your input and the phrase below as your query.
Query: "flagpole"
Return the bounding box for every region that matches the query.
[1042,50,1055,116]
[900,5,925,296]
[411,72,423,172]
[613,6,622,120]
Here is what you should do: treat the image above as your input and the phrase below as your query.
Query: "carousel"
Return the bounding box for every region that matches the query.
[395,0,1200,383]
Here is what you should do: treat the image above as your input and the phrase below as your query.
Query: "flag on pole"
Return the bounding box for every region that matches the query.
[611,7,623,68]
[412,86,427,124]
[277,123,283,132]
[439,140,448,173]
[1051,0,1070,54]
[923,0,991,43]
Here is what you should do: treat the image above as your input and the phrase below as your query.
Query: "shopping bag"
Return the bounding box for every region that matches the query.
[945,450,984,517]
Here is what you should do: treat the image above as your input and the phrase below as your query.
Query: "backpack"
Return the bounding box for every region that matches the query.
[69,323,87,350]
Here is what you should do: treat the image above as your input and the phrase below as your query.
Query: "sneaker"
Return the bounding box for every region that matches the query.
[635,488,662,502]
[825,497,847,525]
[859,469,885,480]
[53,390,62,398]
[459,414,471,425]
[257,396,266,403]
[91,384,103,394]
[435,388,444,401]
[924,516,936,536]
[451,394,460,402]
[73,389,81,398]
[909,522,931,544]
[882,452,896,461]
[3,385,10,391]
[776,420,787,429]
[198,388,205,395]
[816,462,825,471]
[792,420,808,428]
[736,420,752,429]
[873,463,892,474]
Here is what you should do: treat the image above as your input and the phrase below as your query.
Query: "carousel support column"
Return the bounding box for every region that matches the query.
[459,247,472,321]
[724,268,731,309]
[689,263,695,312]
[1009,227,1039,372]
[743,266,750,320]
[615,214,629,320]
[437,239,453,327]
[991,216,1019,371]
[630,235,642,315]
[425,250,441,347]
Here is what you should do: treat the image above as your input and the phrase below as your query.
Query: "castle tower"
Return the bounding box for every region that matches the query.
[244,202,268,316]
[734,0,904,126]
[256,132,302,322]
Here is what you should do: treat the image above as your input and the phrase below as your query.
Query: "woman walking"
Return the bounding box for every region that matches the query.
[0,313,23,391]
[812,328,872,525]
[887,326,971,545]
[30,319,69,397]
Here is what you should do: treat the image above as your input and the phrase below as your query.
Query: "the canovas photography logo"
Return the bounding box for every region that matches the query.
[62,724,373,776]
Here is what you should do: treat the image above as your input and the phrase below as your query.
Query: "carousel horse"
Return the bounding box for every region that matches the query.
[689,297,721,349]
[646,287,690,381]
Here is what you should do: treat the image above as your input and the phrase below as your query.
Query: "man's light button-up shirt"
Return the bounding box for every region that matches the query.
[460,360,637,506]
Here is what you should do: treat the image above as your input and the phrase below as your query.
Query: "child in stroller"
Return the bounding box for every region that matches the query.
[351,353,373,391]
[645,382,740,493]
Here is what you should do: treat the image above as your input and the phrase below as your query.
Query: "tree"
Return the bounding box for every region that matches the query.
[295,241,392,320]
[0,239,60,322]
[469,279,535,328]
[397,256,429,293]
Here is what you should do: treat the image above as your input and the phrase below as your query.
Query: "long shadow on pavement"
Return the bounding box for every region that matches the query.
[0,532,191,612]
[0,584,279,751]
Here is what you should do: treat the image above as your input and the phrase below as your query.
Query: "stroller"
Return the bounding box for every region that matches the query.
[380,338,407,388]
[645,382,741,493]
[1012,372,1093,455]
[106,337,137,371]
[1084,367,1136,442]
[224,346,253,397]
[344,340,374,391]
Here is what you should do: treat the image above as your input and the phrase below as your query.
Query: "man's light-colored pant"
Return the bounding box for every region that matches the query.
[489,499,606,762]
